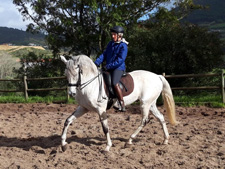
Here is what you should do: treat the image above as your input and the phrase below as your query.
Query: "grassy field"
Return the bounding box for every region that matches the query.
[0,94,224,107]
[173,95,225,107]
[200,22,225,41]
[0,45,53,80]
[0,95,76,104]
[209,23,225,29]
[0,44,45,52]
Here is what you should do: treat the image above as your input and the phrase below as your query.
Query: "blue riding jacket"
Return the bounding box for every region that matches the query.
[95,40,128,71]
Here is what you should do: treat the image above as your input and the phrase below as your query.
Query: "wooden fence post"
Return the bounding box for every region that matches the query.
[67,86,70,102]
[222,70,225,104]
[23,75,28,100]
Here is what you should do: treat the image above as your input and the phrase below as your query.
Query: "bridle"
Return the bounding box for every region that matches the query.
[67,63,106,102]
[68,65,82,88]
[68,65,102,90]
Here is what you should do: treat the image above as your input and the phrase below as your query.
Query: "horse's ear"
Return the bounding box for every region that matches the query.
[60,55,68,64]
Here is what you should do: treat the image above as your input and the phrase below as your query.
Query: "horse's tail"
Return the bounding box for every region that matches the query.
[159,75,179,125]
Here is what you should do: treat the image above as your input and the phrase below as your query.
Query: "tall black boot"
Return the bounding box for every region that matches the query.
[114,83,126,112]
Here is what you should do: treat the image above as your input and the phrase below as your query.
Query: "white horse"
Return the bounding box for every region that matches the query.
[60,54,178,152]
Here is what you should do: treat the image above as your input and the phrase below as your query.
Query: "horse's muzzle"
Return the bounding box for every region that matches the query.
[68,90,76,97]
[70,92,76,97]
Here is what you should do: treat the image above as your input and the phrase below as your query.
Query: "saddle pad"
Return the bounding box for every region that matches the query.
[103,72,134,98]
[120,73,134,97]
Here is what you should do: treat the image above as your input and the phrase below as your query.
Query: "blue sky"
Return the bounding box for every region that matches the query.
[0,0,31,30]
[0,0,174,31]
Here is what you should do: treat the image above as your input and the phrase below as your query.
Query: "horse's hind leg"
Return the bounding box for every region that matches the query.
[150,103,169,144]
[127,103,150,146]
[61,106,88,152]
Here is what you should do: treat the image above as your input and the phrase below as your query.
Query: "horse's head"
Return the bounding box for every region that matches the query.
[60,55,98,97]
[60,55,80,97]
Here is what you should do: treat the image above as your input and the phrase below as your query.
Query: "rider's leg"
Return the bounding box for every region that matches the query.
[111,69,126,112]
[114,83,126,112]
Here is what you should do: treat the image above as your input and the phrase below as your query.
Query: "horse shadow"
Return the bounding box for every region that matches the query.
[0,135,61,151]
[0,135,128,152]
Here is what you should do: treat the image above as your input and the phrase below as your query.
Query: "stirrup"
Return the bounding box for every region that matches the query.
[114,100,126,112]
[117,106,126,112]
[119,101,126,112]
[120,106,126,112]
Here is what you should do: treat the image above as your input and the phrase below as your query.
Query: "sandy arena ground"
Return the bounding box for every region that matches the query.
[0,103,224,169]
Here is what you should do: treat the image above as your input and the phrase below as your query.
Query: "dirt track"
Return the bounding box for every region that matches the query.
[0,103,224,168]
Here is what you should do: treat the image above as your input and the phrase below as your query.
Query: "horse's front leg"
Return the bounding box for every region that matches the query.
[61,106,88,152]
[99,111,112,152]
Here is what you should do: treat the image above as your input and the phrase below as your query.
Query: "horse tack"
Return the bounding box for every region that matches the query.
[120,73,134,97]
[103,72,134,98]
[103,73,134,110]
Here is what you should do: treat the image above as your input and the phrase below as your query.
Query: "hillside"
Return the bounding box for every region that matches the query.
[0,45,45,51]
[0,27,46,46]
[183,0,225,41]
[185,0,225,24]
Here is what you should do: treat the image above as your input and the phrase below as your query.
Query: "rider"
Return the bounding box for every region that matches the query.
[94,26,128,112]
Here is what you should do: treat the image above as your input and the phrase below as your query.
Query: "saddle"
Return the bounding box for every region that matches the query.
[102,71,134,109]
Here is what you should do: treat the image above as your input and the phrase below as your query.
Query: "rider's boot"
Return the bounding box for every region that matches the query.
[114,83,126,112]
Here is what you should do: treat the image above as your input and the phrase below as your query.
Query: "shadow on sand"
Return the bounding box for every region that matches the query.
[0,135,128,153]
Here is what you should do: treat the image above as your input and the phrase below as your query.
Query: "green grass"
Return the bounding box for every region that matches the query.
[209,23,225,29]
[0,95,76,104]
[174,94,220,102]
[200,22,225,43]
[154,92,225,107]
[10,47,53,58]
[173,94,225,107]
[0,94,224,107]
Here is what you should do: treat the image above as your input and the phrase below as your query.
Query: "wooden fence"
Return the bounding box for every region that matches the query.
[0,70,224,103]
[0,76,69,101]
[163,70,225,103]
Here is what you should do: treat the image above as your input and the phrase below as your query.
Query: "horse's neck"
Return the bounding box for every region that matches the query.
[80,69,103,92]
[77,70,106,107]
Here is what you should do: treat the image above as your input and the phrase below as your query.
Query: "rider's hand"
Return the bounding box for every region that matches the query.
[102,66,107,71]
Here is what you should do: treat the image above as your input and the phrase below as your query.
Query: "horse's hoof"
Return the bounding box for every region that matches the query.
[101,150,110,155]
[163,140,169,145]
[61,144,68,152]
[124,143,132,148]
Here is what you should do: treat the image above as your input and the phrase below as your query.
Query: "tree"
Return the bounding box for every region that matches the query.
[126,8,224,94]
[14,52,66,96]
[127,19,224,74]
[13,0,180,56]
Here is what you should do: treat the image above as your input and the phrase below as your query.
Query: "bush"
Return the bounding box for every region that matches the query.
[15,52,67,96]
[127,23,224,75]
[0,51,20,79]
